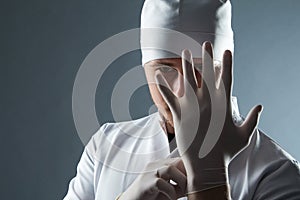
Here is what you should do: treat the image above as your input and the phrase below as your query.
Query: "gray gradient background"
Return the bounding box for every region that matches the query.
[1,0,299,199]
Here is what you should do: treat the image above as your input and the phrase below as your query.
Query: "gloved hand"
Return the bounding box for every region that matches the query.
[155,42,263,193]
[119,157,187,200]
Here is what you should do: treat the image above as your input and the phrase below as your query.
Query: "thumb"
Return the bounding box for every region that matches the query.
[241,105,263,138]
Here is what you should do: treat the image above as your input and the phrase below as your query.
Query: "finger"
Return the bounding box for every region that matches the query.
[155,73,179,115]
[156,194,172,200]
[221,50,233,101]
[241,105,263,138]
[156,178,177,200]
[148,158,180,171]
[157,165,187,194]
[182,49,198,95]
[201,41,216,95]
[171,158,186,175]
[157,157,186,175]
[174,184,186,199]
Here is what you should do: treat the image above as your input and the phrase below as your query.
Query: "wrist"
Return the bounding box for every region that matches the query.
[186,166,228,193]
[182,155,227,176]
[186,184,231,200]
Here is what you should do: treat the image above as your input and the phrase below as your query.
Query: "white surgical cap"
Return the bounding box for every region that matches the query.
[140,0,234,65]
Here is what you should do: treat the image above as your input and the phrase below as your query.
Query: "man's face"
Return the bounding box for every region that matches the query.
[144,58,203,134]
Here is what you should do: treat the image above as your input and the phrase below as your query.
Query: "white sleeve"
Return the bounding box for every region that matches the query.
[63,124,108,200]
[253,160,300,200]
[63,146,95,200]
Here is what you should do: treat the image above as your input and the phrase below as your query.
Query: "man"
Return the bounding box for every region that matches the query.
[64,0,300,199]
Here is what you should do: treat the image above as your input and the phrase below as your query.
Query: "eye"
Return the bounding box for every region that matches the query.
[157,65,176,73]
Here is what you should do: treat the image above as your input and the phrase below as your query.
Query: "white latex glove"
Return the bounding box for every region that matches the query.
[155,42,263,193]
[119,158,187,200]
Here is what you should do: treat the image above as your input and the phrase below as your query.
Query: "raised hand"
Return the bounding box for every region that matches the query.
[155,42,262,193]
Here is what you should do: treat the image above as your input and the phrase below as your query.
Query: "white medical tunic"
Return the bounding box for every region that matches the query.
[64,112,300,200]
